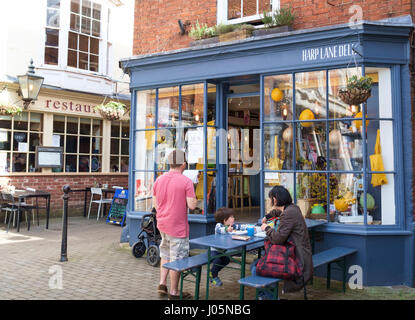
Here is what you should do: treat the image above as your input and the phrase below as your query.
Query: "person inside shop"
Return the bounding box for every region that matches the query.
[251,185,313,299]
[152,149,197,300]
[210,207,248,287]
[13,155,26,172]
[120,158,128,172]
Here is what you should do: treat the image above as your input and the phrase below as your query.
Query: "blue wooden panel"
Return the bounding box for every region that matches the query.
[190,234,264,250]
[163,253,209,272]
[312,247,357,268]
[238,275,282,288]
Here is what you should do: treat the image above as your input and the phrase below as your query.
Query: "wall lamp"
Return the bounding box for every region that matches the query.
[17,59,44,109]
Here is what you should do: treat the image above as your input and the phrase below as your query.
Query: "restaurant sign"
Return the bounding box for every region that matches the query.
[302,43,358,62]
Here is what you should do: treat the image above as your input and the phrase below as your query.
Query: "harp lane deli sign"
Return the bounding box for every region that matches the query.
[302,43,358,62]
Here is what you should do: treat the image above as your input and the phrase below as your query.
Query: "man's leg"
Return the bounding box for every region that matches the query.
[158,232,170,295]
[160,258,169,286]
[169,270,181,296]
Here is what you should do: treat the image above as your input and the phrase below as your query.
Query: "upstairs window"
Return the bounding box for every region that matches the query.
[218,0,280,25]
[45,0,61,65]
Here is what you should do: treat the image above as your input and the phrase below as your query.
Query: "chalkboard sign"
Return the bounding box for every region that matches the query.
[106,189,128,226]
[35,146,63,169]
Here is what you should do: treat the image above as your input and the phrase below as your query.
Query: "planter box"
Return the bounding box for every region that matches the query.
[190,37,219,47]
[219,29,252,42]
[253,25,293,37]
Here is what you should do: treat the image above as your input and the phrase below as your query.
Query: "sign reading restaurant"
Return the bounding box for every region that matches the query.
[45,99,97,114]
[302,43,357,62]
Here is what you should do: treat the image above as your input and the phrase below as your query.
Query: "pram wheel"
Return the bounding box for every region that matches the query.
[132,240,146,258]
[146,245,160,267]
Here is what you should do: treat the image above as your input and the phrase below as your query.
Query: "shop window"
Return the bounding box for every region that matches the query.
[263,67,395,226]
[0,112,43,173]
[110,120,130,172]
[53,115,102,172]
[134,84,217,214]
[218,0,279,25]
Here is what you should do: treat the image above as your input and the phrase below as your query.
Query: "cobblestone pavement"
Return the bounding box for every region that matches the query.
[1,216,415,300]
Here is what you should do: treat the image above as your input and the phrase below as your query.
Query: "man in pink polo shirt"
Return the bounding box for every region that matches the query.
[153,149,197,300]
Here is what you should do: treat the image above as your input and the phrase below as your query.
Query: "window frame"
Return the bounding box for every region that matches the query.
[217,0,280,25]
[110,120,130,172]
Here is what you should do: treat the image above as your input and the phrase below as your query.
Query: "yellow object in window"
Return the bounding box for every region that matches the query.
[370,129,388,187]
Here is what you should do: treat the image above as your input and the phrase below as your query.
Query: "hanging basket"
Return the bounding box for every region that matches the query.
[338,88,371,106]
[0,104,23,117]
[94,101,126,121]
[97,108,124,121]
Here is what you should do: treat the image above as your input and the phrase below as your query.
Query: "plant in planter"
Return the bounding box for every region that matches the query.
[94,101,126,121]
[338,75,373,106]
[189,21,218,40]
[255,6,296,36]
[0,104,23,117]
[217,23,254,42]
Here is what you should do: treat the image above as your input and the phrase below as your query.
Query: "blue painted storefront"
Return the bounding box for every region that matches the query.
[121,20,414,287]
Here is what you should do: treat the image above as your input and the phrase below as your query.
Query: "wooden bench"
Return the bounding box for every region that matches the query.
[238,246,357,300]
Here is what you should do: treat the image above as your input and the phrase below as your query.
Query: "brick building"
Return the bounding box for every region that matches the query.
[121,1,415,286]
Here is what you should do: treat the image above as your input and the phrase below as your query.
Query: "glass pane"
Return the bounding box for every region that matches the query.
[0,131,11,150]
[46,9,60,27]
[90,37,99,54]
[29,133,41,152]
[228,0,242,20]
[46,28,59,46]
[297,121,327,171]
[110,156,119,172]
[91,155,101,172]
[328,68,361,119]
[45,47,59,65]
[53,115,65,133]
[366,120,394,172]
[12,153,27,172]
[121,121,129,138]
[79,155,89,172]
[92,120,102,136]
[92,2,101,19]
[181,83,204,126]
[121,139,129,155]
[70,13,80,31]
[67,117,78,134]
[0,115,12,129]
[68,32,78,50]
[29,113,42,132]
[264,124,293,170]
[92,20,100,37]
[111,122,120,137]
[82,0,92,16]
[365,67,391,119]
[79,118,91,135]
[120,157,129,172]
[365,173,394,225]
[136,131,155,171]
[158,86,179,128]
[111,138,119,154]
[29,153,39,172]
[328,121,363,171]
[136,90,156,129]
[79,136,90,153]
[53,134,64,147]
[14,113,28,130]
[67,49,77,68]
[81,17,91,34]
[79,52,88,70]
[0,152,10,173]
[192,173,205,214]
[207,83,216,123]
[264,74,293,121]
[264,173,294,214]
[89,54,98,72]
[79,34,88,52]
[296,71,326,121]
[47,0,60,9]
[66,135,78,153]
[65,155,77,172]
[92,137,101,154]
[135,172,154,212]
[185,127,204,167]
[243,0,257,17]
[13,132,27,151]
[71,0,80,13]
[258,0,271,13]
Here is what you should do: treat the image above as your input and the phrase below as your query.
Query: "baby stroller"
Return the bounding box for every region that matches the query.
[131,208,161,267]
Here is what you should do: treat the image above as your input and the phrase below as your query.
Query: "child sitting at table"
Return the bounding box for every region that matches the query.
[210,207,248,287]
[262,208,282,230]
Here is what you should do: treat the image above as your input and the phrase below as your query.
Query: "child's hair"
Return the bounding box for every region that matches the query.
[214,207,234,224]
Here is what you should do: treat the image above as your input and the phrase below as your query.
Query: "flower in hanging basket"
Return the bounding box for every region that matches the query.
[0,104,23,117]
[338,75,373,106]
[94,101,126,121]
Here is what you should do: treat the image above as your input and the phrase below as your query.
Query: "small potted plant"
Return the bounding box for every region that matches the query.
[94,101,126,121]
[189,21,219,46]
[0,104,23,117]
[338,75,373,106]
[254,5,296,37]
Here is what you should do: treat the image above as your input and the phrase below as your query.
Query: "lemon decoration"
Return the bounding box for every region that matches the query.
[271,88,284,102]
[299,109,315,127]
[334,198,349,212]
[353,112,369,130]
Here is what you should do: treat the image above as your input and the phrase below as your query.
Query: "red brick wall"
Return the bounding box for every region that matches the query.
[0,175,128,216]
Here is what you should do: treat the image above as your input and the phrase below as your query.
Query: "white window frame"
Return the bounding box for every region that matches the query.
[217,0,280,25]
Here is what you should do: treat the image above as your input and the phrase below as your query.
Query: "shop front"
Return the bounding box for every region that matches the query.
[121,20,414,286]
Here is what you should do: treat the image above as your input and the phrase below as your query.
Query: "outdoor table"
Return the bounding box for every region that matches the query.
[3,190,51,232]
[189,218,326,300]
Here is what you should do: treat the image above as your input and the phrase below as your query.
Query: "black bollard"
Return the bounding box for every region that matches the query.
[60,185,71,262]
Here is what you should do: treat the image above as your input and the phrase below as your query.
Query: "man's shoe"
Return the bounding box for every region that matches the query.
[209,274,223,287]
[168,291,192,300]
[157,284,168,296]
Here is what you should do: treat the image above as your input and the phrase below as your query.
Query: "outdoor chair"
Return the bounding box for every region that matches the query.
[112,186,123,190]
[88,187,113,221]
[1,192,36,232]
[24,187,41,226]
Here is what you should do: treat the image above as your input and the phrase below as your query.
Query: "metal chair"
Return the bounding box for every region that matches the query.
[112,186,123,190]
[88,188,113,221]
[1,192,35,232]
[24,187,40,226]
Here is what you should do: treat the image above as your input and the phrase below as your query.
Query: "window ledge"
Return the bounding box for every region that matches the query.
[0,172,128,176]
[317,223,412,236]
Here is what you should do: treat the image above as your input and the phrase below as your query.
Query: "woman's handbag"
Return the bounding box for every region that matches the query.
[256,239,302,280]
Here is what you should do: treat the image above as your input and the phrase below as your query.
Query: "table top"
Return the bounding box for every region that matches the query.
[305,218,327,229]
[2,190,50,198]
